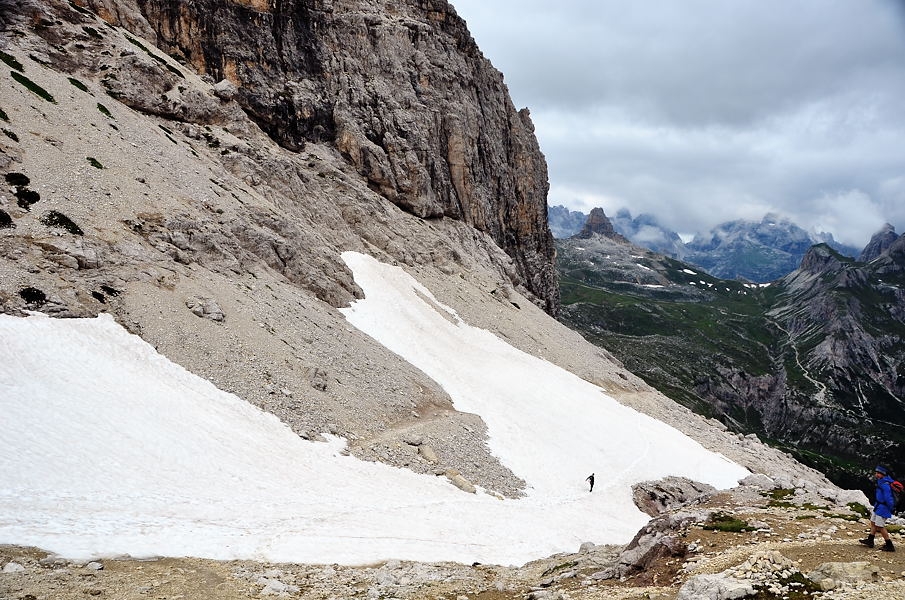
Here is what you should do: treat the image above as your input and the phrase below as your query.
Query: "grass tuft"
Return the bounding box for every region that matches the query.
[5,173,30,186]
[0,209,14,229]
[11,71,56,103]
[702,511,750,532]
[68,77,89,92]
[0,50,23,72]
[86,157,104,169]
[40,210,84,235]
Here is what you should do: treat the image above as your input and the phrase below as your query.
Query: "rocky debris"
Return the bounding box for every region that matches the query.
[2,561,25,573]
[445,469,477,494]
[418,444,439,464]
[676,572,755,600]
[185,296,225,322]
[739,472,775,490]
[681,549,893,599]
[723,551,812,594]
[632,476,716,516]
[590,510,700,581]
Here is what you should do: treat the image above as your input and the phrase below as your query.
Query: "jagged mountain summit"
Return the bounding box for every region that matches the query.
[549,206,862,282]
[547,204,588,239]
[859,222,899,262]
[558,211,905,489]
[573,206,628,241]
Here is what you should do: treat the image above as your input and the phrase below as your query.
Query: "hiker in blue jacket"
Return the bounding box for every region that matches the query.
[859,465,896,552]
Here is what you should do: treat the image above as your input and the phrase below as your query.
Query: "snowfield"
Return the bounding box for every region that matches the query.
[0,252,748,566]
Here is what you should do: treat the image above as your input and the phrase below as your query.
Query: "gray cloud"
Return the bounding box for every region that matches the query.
[451,0,905,247]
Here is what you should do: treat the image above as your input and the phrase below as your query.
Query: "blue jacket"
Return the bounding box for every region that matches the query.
[875,475,896,519]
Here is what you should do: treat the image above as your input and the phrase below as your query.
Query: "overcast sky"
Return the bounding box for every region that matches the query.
[450,0,905,247]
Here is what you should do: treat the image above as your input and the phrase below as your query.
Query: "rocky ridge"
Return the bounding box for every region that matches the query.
[549,207,861,283]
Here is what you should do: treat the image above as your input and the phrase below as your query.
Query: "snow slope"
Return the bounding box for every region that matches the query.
[0,253,748,566]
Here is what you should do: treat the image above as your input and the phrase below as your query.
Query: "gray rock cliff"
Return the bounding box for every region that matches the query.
[80,0,558,314]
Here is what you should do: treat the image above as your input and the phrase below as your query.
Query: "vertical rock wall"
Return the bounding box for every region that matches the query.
[83,0,559,314]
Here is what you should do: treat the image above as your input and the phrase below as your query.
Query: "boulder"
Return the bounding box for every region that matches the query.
[444,469,476,494]
[632,476,716,516]
[677,573,755,600]
[806,561,880,590]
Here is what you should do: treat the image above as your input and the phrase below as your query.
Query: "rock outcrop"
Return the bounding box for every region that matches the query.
[573,207,627,242]
[858,223,898,262]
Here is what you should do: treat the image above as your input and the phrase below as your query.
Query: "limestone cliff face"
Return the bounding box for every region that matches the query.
[81,0,558,314]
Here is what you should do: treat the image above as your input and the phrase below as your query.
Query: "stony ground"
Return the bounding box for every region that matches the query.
[3,486,905,600]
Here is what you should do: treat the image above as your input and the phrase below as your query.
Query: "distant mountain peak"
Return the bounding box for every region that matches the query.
[574,208,628,242]
[798,243,850,275]
[858,223,899,263]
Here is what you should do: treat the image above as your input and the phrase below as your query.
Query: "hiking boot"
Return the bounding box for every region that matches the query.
[859,535,875,548]
[882,540,895,552]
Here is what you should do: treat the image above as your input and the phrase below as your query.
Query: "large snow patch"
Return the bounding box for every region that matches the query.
[0,254,747,566]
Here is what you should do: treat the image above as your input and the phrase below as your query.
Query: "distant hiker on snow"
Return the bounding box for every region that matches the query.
[859,465,896,552]
[585,473,595,492]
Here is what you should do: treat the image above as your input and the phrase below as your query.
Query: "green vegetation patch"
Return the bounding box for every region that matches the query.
[14,187,40,210]
[18,286,46,306]
[68,1,94,16]
[702,512,750,532]
[822,512,861,522]
[0,106,8,121]
[0,50,23,72]
[764,489,794,500]
[86,157,103,169]
[97,102,112,118]
[847,502,869,518]
[5,172,30,186]
[40,210,84,235]
[751,570,822,599]
[82,25,103,39]
[541,560,578,578]
[11,71,56,103]
[68,77,89,92]
[767,500,795,509]
[3,129,19,142]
